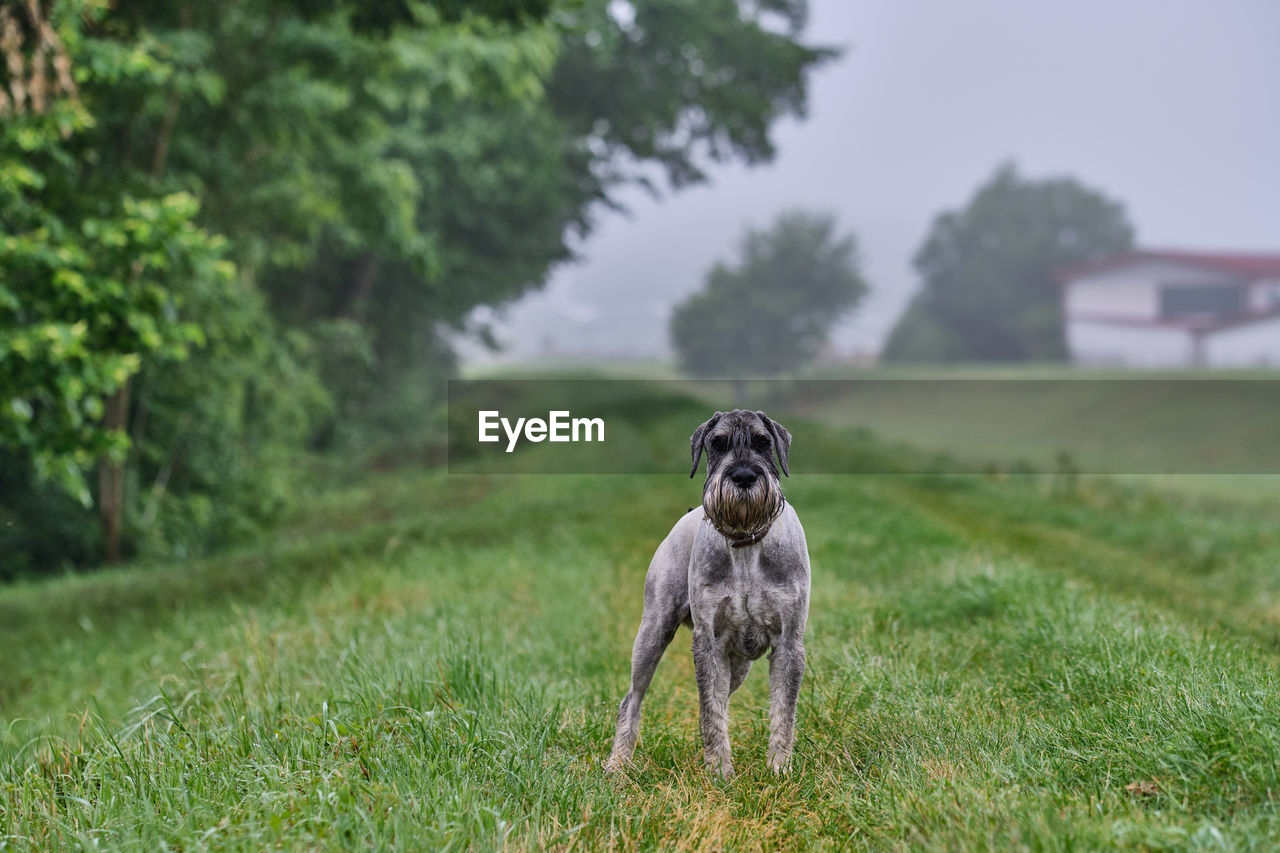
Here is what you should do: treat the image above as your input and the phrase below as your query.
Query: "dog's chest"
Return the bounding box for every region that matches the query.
[711,592,780,659]
[696,545,799,657]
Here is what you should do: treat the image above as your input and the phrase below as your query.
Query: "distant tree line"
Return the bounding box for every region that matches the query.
[883,163,1134,363]
[668,165,1132,379]
[670,211,866,377]
[1,0,834,575]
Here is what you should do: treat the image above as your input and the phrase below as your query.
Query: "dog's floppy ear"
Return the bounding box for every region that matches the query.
[689,412,724,478]
[756,411,792,477]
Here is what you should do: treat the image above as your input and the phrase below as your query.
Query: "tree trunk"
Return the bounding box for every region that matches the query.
[98,379,131,563]
[150,91,181,178]
[346,253,379,318]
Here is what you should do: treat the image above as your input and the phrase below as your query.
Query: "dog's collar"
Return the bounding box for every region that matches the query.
[705,497,786,549]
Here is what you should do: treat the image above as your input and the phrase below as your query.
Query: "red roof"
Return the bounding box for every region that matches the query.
[1056,250,1280,283]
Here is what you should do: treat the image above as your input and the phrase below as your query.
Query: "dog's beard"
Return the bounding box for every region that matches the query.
[703,471,782,534]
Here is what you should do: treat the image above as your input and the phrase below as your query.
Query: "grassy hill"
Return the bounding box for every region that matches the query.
[4,386,1280,849]
[464,362,1280,501]
[778,367,1280,504]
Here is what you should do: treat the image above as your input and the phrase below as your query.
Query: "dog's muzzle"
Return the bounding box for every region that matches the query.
[703,462,785,546]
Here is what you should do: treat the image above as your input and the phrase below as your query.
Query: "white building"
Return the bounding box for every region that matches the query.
[1058,250,1280,367]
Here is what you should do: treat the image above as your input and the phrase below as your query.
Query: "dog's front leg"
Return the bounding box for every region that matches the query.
[692,628,733,778]
[766,637,805,773]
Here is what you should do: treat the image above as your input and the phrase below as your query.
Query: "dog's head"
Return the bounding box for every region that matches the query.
[690,409,791,534]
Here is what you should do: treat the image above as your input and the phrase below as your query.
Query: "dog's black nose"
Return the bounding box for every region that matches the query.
[729,466,758,488]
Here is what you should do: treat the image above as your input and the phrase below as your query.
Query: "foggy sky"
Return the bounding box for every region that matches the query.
[466,0,1280,363]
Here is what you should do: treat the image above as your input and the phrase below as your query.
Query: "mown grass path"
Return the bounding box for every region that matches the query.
[4,451,1280,848]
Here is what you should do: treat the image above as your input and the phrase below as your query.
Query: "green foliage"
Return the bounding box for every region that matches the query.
[0,0,233,508]
[883,162,1135,363]
[550,0,838,188]
[0,190,226,501]
[671,210,867,376]
[254,0,838,434]
[0,451,102,580]
[52,0,573,464]
[122,276,331,560]
[0,0,331,568]
[79,0,561,272]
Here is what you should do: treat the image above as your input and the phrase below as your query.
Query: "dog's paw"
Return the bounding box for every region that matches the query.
[603,754,628,774]
[766,751,792,775]
[704,756,735,780]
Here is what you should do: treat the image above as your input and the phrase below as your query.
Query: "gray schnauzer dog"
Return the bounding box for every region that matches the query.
[606,409,810,777]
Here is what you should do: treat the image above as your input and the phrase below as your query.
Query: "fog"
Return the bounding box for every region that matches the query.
[468,0,1280,363]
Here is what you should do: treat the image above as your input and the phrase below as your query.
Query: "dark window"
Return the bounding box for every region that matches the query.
[1159,283,1244,319]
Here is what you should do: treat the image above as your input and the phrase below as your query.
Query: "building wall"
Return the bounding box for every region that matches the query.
[1065,319,1196,367]
[1064,267,1159,320]
[1063,260,1240,322]
[1204,315,1280,367]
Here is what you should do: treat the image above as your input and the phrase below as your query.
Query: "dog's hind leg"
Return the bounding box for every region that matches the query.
[606,604,683,772]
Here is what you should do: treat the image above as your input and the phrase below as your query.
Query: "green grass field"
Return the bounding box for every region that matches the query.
[5,387,1280,849]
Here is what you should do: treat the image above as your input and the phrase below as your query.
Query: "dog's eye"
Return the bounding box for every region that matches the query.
[752,435,771,451]
[710,435,728,452]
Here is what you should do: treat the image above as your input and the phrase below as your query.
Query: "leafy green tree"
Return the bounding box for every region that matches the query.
[2,0,347,566]
[255,0,837,438]
[79,0,833,385]
[1,0,235,562]
[203,2,564,441]
[273,1,836,373]
[670,211,866,377]
[549,0,837,189]
[883,163,1134,363]
[2,0,834,572]
[73,0,559,445]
